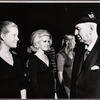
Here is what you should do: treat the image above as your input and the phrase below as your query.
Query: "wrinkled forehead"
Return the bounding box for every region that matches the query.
[75,22,96,29]
[75,23,86,29]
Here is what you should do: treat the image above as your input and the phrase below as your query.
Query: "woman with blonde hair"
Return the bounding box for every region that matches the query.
[0,21,26,99]
[28,29,55,98]
[56,34,76,98]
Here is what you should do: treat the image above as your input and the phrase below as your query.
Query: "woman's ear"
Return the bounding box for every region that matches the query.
[0,33,5,40]
[35,43,39,49]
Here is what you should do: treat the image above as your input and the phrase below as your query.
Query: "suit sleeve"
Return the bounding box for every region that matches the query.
[28,56,41,98]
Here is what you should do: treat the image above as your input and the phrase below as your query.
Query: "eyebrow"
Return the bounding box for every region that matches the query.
[75,26,78,29]
[75,26,81,30]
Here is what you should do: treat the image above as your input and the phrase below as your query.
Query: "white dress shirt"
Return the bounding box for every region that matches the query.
[85,36,98,52]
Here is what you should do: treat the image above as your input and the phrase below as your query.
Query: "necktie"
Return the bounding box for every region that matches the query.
[84,49,90,61]
[80,49,90,73]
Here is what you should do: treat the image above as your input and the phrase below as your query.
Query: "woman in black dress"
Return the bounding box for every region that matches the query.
[28,29,55,98]
[0,21,26,99]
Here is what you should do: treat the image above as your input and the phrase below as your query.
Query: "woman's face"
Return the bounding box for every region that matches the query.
[66,36,76,49]
[2,26,19,48]
[39,35,51,51]
[71,36,76,49]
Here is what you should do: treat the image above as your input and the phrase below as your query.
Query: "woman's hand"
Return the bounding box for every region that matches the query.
[20,89,26,99]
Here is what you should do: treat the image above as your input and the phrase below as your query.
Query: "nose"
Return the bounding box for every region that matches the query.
[73,40,76,45]
[16,36,19,41]
[75,41,76,45]
[74,30,78,35]
[47,41,50,45]
[47,42,50,47]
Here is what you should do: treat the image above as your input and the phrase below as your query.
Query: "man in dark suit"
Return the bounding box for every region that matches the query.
[70,11,100,98]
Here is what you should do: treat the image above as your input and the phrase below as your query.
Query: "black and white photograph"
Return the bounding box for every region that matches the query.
[0,1,100,99]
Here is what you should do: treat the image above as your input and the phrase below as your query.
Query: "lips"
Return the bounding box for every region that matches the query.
[78,37,81,40]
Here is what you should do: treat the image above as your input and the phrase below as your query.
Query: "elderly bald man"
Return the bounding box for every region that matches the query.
[70,11,100,98]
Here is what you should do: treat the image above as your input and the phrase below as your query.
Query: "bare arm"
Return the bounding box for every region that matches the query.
[56,54,64,84]
[58,71,63,84]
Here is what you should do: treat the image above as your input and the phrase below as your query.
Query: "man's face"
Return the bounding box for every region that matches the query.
[74,23,90,44]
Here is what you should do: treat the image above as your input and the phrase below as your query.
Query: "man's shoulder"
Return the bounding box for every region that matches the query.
[94,36,100,49]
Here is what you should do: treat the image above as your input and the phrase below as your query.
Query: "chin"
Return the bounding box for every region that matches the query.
[44,49,49,52]
[44,49,48,51]
[11,45,17,48]
[79,40,83,43]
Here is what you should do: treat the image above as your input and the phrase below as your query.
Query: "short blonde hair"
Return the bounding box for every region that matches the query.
[0,21,17,35]
[30,29,52,52]
[0,21,18,44]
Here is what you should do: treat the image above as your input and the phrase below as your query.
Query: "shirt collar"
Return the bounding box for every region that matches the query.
[85,35,98,52]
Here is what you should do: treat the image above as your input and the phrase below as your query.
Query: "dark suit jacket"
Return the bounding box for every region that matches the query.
[70,36,100,98]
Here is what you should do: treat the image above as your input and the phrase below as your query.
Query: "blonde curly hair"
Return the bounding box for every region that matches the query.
[30,29,52,52]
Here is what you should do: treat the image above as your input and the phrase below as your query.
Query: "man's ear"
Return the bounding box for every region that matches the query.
[90,25,94,31]
[89,25,94,35]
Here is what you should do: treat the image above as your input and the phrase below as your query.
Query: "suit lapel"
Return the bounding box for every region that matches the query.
[80,49,98,77]
[77,49,85,77]
[77,37,100,79]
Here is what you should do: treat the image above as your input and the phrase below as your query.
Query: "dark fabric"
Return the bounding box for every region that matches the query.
[28,54,55,98]
[83,49,90,61]
[70,37,100,98]
[0,53,25,98]
[57,80,68,98]
[76,11,100,24]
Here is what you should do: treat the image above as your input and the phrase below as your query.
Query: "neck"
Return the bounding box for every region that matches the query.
[36,48,45,56]
[87,34,98,46]
[0,42,10,55]
[65,46,73,54]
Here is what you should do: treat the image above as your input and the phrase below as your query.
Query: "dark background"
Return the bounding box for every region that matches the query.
[0,3,100,67]
[0,3,100,52]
